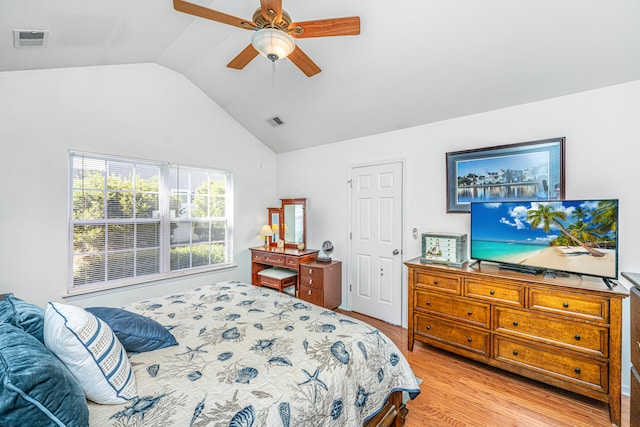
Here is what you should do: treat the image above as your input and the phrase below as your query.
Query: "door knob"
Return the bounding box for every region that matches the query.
[393,249,399,255]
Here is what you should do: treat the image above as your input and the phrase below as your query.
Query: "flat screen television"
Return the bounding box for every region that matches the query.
[470,199,618,286]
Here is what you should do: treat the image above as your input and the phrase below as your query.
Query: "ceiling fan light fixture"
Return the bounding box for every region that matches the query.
[251,28,295,62]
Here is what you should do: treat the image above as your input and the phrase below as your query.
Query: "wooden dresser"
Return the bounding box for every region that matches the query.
[299,260,342,309]
[623,271,640,427]
[406,258,628,426]
[250,247,318,291]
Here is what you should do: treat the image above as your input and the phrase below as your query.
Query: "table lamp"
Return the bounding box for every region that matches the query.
[259,224,274,247]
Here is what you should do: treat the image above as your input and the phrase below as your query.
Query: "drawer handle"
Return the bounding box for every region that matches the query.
[309,269,313,274]
[467,337,472,342]
[426,301,431,305]
[308,290,312,295]
[512,321,518,327]
[574,335,581,341]
[467,310,473,316]
[637,341,640,352]
[426,325,431,330]
[574,368,581,374]
[433,279,439,284]
[309,279,313,285]
[563,302,569,308]
[489,290,495,295]
[513,350,518,356]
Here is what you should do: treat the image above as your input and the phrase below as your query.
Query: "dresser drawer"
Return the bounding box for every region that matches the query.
[300,274,323,290]
[284,256,299,268]
[494,337,607,393]
[631,367,640,427]
[415,314,490,356]
[529,289,609,322]
[632,288,640,370]
[300,286,323,306]
[415,290,490,328]
[495,307,608,357]
[300,265,324,278]
[464,279,524,307]
[413,271,461,295]
[253,252,285,266]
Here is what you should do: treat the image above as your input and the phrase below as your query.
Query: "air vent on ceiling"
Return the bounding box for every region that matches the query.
[13,30,49,48]
[268,116,286,127]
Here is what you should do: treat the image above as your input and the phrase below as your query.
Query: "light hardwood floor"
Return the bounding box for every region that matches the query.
[338,310,631,427]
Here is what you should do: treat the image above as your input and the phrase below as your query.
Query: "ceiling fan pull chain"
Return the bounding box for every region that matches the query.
[272,61,276,86]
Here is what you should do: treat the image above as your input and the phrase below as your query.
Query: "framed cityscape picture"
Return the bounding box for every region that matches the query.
[446,137,565,213]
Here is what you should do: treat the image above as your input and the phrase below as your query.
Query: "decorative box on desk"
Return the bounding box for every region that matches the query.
[421,232,468,267]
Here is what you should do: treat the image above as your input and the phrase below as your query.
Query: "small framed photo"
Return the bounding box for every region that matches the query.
[446,137,565,213]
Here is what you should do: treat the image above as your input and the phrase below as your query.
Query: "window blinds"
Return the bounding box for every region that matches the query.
[69,152,231,291]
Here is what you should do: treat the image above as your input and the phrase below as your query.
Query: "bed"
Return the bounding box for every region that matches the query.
[82,281,421,426]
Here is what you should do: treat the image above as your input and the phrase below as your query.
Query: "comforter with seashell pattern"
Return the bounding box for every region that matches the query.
[88,281,421,426]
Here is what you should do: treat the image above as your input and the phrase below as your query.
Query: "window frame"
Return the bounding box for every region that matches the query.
[68,151,234,294]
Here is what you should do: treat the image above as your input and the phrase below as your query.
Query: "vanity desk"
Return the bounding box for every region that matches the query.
[250,246,319,293]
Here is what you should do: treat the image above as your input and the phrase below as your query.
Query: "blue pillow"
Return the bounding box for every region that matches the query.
[0,294,45,343]
[0,323,89,427]
[86,306,178,352]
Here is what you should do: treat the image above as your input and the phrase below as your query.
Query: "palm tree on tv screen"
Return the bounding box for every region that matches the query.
[591,200,618,233]
[527,203,605,257]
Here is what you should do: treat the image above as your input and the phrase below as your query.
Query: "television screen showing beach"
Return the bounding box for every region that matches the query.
[470,199,618,279]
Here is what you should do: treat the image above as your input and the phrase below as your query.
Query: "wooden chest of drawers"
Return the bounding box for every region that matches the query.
[623,272,640,426]
[299,260,342,309]
[407,259,628,426]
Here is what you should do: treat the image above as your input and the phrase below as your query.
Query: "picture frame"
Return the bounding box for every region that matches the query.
[446,137,565,213]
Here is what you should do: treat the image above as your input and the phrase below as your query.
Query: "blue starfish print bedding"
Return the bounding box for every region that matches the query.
[88,281,421,426]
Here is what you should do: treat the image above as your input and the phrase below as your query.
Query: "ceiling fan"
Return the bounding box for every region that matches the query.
[173,0,361,77]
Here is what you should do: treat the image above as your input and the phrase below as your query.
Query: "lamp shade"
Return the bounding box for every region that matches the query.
[259,224,274,247]
[259,224,274,237]
[251,29,296,62]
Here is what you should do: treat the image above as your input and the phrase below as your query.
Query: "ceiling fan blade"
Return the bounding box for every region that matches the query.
[288,46,321,77]
[173,0,256,30]
[227,45,260,70]
[289,16,360,38]
[260,0,283,23]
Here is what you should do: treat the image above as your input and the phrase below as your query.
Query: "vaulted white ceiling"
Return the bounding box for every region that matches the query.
[2,0,639,153]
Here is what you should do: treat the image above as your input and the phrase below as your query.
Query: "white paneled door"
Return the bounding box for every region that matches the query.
[350,161,403,325]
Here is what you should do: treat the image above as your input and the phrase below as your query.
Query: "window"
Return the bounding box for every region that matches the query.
[69,152,233,291]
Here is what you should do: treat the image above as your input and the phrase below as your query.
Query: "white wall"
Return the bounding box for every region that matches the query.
[0,63,278,308]
[277,80,640,394]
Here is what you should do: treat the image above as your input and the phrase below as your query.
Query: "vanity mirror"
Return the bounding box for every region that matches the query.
[282,198,306,249]
[268,198,306,249]
[267,207,281,246]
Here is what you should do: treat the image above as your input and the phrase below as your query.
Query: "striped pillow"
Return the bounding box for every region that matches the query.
[43,302,137,404]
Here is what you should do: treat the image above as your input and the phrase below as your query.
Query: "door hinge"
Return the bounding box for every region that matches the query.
[347,179,352,188]
[349,232,352,240]
[349,284,352,292]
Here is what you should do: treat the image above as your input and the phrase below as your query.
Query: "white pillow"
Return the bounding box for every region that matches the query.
[44,302,137,404]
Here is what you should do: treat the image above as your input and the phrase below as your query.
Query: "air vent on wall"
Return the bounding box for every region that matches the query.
[268,116,286,127]
[13,30,49,48]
